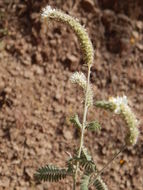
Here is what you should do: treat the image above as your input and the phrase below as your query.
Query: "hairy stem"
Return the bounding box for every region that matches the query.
[73,66,91,190]
[89,144,126,187]
[73,177,76,190]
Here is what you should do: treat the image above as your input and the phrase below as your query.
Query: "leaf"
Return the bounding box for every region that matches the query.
[80,174,90,190]
[93,176,108,190]
[70,114,82,129]
[80,160,96,174]
[81,147,92,161]
[66,158,75,174]
[86,121,101,131]
[80,147,96,174]
[34,165,68,182]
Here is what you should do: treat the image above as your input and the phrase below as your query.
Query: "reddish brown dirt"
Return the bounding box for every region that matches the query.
[0,0,143,190]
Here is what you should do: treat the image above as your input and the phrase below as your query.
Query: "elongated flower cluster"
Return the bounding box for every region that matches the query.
[41,5,94,67]
[108,96,139,145]
[120,103,139,146]
[95,96,139,146]
[70,72,93,106]
[70,72,87,89]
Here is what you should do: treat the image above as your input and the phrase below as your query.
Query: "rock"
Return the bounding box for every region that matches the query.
[132,31,139,40]
[117,13,132,26]
[102,147,107,155]
[80,0,95,12]
[63,54,78,71]
[23,70,33,79]
[0,81,5,91]
[136,43,143,51]
[32,65,44,75]
[0,177,10,187]
[136,21,143,30]
[32,53,43,65]
[25,168,34,178]
[63,129,72,140]
[36,185,44,190]
[102,10,116,26]
[21,55,31,66]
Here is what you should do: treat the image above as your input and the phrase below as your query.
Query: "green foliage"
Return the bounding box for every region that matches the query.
[66,147,96,175]
[86,121,101,131]
[94,177,108,190]
[80,147,96,174]
[66,158,75,174]
[80,175,90,190]
[70,114,82,130]
[81,159,96,174]
[34,165,68,182]
[81,147,92,161]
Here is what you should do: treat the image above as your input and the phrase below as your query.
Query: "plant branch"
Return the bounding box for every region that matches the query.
[89,144,126,187]
[73,65,92,190]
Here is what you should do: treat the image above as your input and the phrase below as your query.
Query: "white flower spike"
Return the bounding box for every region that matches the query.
[40,5,94,67]
[70,72,93,106]
[41,5,55,18]
[70,72,87,89]
[109,95,139,145]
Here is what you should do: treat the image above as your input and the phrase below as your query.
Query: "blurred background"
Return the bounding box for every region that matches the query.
[0,0,143,189]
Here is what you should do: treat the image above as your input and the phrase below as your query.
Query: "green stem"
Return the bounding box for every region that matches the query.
[98,144,126,176]
[73,66,91,190]
[73,176,76,190]
[89,144,126,187]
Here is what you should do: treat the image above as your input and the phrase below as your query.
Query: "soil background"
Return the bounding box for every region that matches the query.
[0,0,143,190]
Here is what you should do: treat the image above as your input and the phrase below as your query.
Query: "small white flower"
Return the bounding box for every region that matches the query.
[41,5,55,18]
[109,95,128,114]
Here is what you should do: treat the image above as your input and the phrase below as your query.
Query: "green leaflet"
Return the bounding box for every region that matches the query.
[34,165,68,182]
[94,176,108,190]
[70,114,82,130]
[66,158,75,174]
[80,175,90,190]
[86,121,101,131]
[80,147,96,174]
[80,159,96,174]
[81,147,92,161]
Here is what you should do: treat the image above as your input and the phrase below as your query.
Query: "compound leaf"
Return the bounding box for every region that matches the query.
[93,176,108,190]
[81,147,92,161]
[70,114,82,130]
[80,147,96,174]
[80,174,90,190]
[86,121,101,131]
[34,165,68,182]
[80,159,96,174]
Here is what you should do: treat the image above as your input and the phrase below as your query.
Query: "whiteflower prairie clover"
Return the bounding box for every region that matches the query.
[34,5,140,190]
